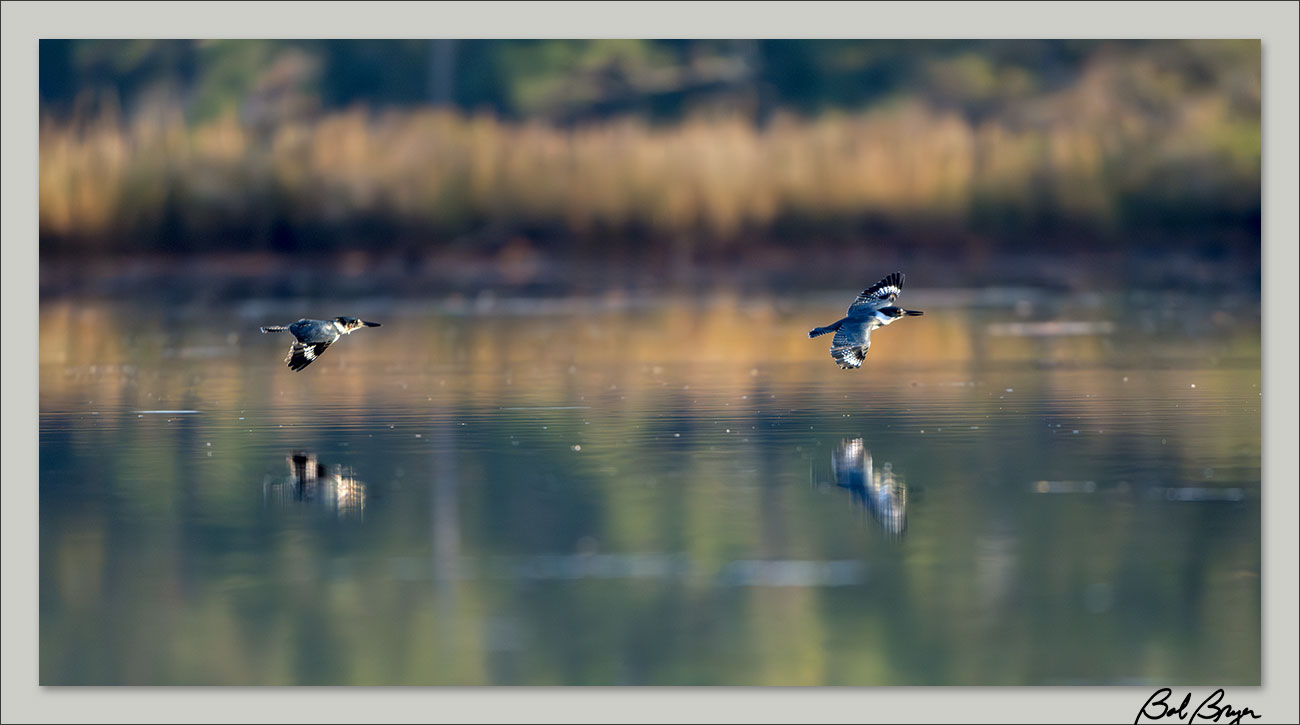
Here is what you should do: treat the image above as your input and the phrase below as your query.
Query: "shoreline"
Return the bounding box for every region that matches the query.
[38,244,1262,303]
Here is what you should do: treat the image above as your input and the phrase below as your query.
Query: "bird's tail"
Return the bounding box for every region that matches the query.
[260,325,289,333]
[809,321,841,338]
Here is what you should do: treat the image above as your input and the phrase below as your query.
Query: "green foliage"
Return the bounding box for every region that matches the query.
[39,39,1260,124]
[37,40,1260,257]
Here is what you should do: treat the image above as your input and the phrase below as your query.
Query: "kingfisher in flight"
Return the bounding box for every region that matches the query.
[260,316,381,371]
[808,272,923,369]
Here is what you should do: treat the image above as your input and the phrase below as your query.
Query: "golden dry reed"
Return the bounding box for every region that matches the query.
[39,91,1258,249]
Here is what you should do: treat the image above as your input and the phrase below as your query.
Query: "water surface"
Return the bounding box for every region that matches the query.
[39,287,1261,685]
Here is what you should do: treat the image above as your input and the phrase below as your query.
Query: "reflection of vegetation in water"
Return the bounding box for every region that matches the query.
[37,291,1261,405]
[37,293,1261,499]
[831,438,907,536]
[37,296,1261,685]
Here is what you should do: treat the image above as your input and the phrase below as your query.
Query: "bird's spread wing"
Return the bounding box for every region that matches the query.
[848,272,905,313]
[830,323,872,369]
[286,341,331,372]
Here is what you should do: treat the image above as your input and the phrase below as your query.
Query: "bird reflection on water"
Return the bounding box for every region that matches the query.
[262,451,367,519]
[829,438,908,537]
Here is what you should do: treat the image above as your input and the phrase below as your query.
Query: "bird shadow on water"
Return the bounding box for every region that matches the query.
[262,450,368,520]
[815,437,909,539]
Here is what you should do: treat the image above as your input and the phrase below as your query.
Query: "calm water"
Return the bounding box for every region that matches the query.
[39,286,1261,685]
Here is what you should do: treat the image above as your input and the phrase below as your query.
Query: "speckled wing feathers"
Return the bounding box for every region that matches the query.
[848,272,905,313]
[286,341,332,372]
[829,323,872,369]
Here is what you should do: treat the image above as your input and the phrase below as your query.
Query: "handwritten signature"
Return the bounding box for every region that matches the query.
[1136,688,1260,725]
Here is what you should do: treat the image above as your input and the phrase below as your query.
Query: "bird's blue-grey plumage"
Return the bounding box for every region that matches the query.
[809,272,923,369]
[260,316,381,371]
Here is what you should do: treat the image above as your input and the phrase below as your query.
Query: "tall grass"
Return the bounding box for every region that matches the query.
[39,80,1259,255]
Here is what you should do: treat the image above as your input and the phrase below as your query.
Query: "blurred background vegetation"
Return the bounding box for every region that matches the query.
[39,39,1260,265]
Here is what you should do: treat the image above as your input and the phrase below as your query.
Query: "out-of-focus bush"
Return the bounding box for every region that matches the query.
[38,40,1259,256]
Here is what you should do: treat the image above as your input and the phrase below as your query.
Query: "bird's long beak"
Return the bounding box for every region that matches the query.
[362,321,381,327]
[904,310,924,316]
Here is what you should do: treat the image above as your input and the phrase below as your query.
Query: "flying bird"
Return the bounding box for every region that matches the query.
[808,272,923,369]
[259,316,381,371]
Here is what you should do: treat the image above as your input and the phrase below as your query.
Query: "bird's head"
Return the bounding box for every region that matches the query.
[877,306,923,320]
[335,316,382,334]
